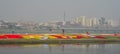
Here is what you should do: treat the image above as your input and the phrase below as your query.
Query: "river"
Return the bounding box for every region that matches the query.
[0,44,120,54]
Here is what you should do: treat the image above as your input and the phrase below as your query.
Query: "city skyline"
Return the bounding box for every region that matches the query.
[0,16,119,27]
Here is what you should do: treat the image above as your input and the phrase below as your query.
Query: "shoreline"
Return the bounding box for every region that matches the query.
[0,39,120,44]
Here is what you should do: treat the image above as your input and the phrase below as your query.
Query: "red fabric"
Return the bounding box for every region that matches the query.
[0,36,6,39]
[76,36,83,39]
[94,35,105,39]
[66,36,71,39]
[51,35,64,39]
[3,34,23,39]
[113,34,120,36]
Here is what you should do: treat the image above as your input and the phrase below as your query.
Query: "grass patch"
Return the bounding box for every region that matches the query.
[0,39,120,44]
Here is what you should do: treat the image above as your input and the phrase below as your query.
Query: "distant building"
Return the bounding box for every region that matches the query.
[99,17,107,25]
[90,17,99,27]
[81,16,86,26]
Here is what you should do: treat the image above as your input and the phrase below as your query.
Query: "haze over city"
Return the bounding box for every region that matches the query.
[0,0,120,23]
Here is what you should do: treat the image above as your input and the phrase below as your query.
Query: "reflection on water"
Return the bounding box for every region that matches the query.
[0,44,104,48]
[0,44,120,54]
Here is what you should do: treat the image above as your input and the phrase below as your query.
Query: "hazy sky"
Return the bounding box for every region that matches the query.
[0,0,120,22]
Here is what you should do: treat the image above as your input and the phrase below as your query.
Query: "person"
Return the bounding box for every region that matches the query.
[62,29,65,34]
[49,29,52,31]
[12,31,15,34]
[86,31,90,35]
[49,29,52,34]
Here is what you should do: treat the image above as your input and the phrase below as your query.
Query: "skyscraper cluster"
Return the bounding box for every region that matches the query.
[71,16,114,27]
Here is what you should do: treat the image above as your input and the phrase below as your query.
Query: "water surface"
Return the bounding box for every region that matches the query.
[0,44,120,54]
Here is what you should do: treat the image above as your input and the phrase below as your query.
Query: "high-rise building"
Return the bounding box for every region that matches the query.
[99,17,107,25]
[90,17,99,26]
[71,17,81,24]
[81,16,86,26]
[107,20,112,26]
[85,18,91,27]
[89,18,93,26]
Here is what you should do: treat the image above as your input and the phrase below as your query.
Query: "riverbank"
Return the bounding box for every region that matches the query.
[0,33,120,44]
[0,39,120,44]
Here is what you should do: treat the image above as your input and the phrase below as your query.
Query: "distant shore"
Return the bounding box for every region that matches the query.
[0,39,120,44]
